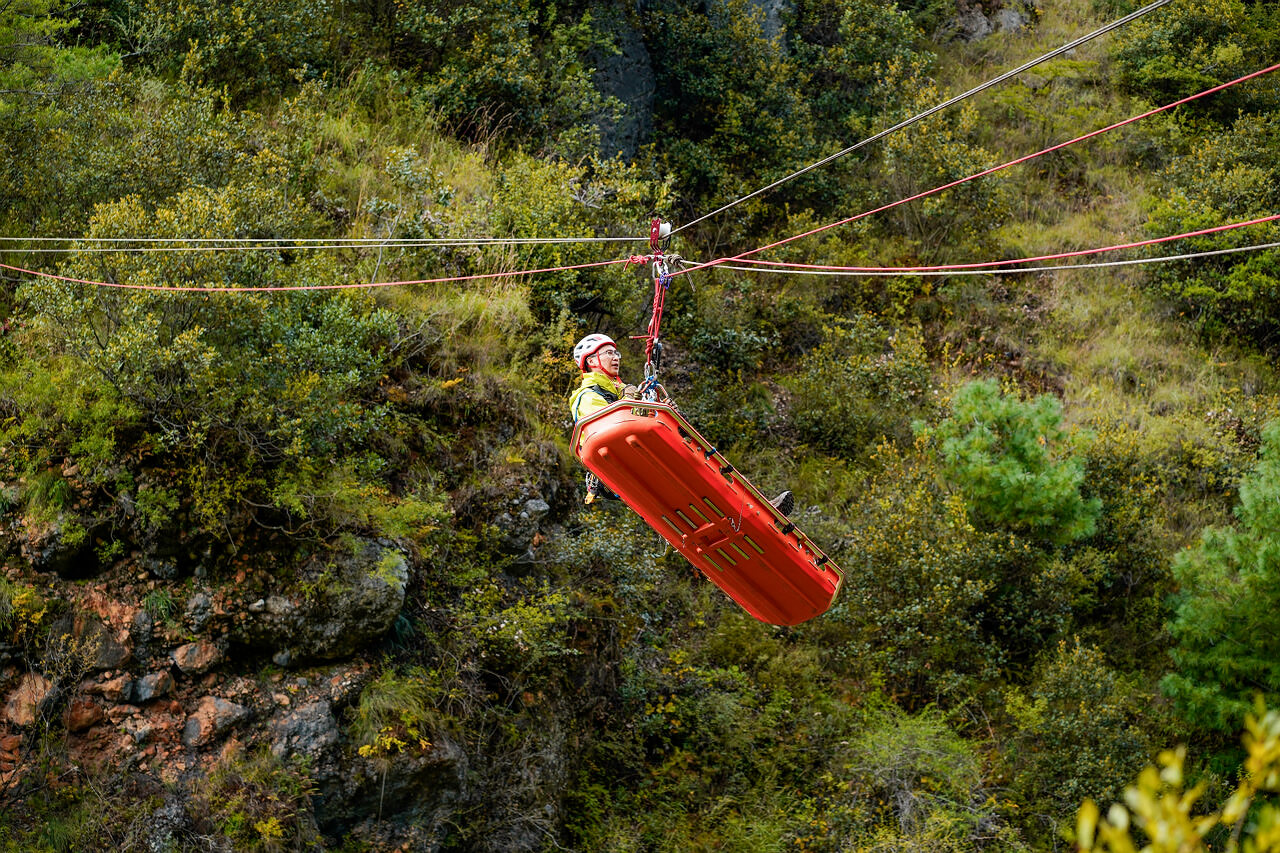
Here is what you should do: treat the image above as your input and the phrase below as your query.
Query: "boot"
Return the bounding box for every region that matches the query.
[769,490,794,517]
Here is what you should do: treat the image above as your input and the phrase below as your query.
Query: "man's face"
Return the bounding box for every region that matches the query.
[590,346,621,375]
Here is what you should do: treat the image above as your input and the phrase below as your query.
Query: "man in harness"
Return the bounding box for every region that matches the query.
[569,334,636,503]
[569,333,792,513]
[569,333,635,423]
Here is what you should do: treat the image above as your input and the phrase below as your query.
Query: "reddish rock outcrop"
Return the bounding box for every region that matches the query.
[3,672,53,727]
[64,697,106,732]
[182,696,249,747]
[171,640,222,675]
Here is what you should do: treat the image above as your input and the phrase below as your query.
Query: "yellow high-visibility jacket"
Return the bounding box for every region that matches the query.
[569,371,624,423]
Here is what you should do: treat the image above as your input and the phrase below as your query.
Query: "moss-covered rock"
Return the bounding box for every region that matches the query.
[229,539,410,664]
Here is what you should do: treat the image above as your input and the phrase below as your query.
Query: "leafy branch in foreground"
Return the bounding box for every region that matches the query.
[1078,705,1280,852]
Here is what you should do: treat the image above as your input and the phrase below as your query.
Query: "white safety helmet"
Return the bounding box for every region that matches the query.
[573,333,617,371]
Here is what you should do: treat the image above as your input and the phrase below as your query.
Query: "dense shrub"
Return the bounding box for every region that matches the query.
[1111,0,1280,120]
[1162,420,1280,735]
[1006,639,1152,821]
[129,0,356,105]
[783,316,933,459]
[6,157,418,539]
[393,0,619,159]
[643,0,815,224]
[1070,416,1179,670]
[819,439,1064,699]
[483,152,670,324]
[0,0,118,122]
[826,701,1017,852]
[871,94,1012,263]
[2,78,261,238]
[1145,112,1280,347]
[643,0,932,234]
[788,0,931,136]
[1078,706,1280,853]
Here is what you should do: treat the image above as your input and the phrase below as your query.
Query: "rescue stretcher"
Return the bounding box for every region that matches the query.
[572,399,843,625]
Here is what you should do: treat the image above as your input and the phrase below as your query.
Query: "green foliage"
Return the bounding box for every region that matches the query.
[0,579,49,646]
[919,378,1102,545]
[1078,705,1280,853]
[818,439,1064,697]
[828,701,1003,850]
[643,0,931,227]
[1162,421,1280,735]
[130,0,358,105]
[349,666,441,756]
[1070,416,1180,669]
[0,773,165,851]
[0,357,139,499]
[688,326,779,374]
[481,152,670,323]
[459,579,577,671]
[394,0,619,159]
[788,0,932,137]
[784,317,933,458]
[21,469,73,516]
[13,158,403,535]
[544,508,667,618]
[0,1,127,237]
[644,0,814,215]
[1144,113,1280,347]
[565,601,865,851]
[1111,0,1280,119]
[143,587,178,624]
[1,78,253,237]
[191,744,322,849]
[269,459,449,543]
[1007,639,1152,820]
[0,577,17,638]
[134,483,179,534]
[872,92,1012,263]
[0,0,119,124]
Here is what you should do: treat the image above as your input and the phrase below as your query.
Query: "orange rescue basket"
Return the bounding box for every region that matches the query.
[572,400,843,626]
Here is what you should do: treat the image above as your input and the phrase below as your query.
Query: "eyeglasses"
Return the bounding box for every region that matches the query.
[595,348,620,359]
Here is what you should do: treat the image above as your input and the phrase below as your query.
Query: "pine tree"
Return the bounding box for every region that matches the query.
[1162,420,1280,733]
[919,379,1101,546]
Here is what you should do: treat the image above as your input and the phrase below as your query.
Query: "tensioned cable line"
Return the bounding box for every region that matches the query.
[674,214,1280,274]
[6,240,644,254]
[673,61,1280,279]
[708,241,1280,277]
[0,256,635,293]
[670,0,1175,236]
[732,213,1280,273]
[0,235,647,248]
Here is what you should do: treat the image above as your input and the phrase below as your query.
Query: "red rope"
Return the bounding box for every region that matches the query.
[730,213,1280,273]
[647,275,667,365]
[0,257,632,293]
[630,261,670,372]
[672,61,1280,279]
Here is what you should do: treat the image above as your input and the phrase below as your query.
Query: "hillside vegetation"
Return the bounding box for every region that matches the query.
[2,0,1280,849]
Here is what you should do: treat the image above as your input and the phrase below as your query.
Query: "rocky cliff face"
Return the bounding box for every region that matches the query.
[0,467,591,849]
[588,0,1037,161]
[946,0,1037,41]
[0,526,450,844]
[592,6,657,161]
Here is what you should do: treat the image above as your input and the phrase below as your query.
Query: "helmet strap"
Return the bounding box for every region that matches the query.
[588,355,620,382]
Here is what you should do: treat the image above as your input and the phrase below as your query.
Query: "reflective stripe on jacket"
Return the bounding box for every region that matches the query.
[569,372,624,423]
